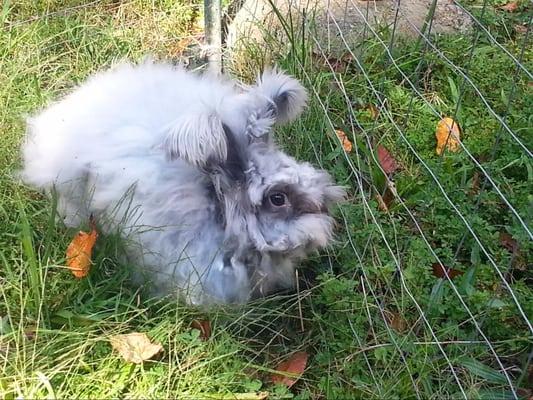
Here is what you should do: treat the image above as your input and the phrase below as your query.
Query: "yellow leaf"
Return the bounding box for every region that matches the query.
[367,104,379,120]
[335,129,353,153]
[65,217,98,278]
[435,117,461,155]
[110,332,163,364]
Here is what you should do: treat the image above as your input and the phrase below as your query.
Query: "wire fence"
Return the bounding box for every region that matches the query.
[1,0,530,398]
[216,0,531,397]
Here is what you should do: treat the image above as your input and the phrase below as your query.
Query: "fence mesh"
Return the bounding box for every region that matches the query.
[224,0,531,397]
[0,0,530,398]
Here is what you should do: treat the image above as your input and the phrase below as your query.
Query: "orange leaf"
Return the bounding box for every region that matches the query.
[377,145,399,174]
[191,319,211,340]
[110,332,163,364]
[271,351,308,388]
[432,263,464,279]
[498,1,518,12]
[435,117,461,155]
[335,129,353,153]
[66,217,98,279]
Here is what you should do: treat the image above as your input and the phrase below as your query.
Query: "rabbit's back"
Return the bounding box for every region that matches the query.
[23,61,233,189]
[20,62,247,304]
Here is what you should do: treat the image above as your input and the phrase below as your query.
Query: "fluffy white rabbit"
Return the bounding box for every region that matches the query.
[21,60,345,305]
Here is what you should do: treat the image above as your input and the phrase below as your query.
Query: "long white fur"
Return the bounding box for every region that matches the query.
[21,60,343,305]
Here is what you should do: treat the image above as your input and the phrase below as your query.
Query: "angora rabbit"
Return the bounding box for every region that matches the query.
[21,60,345,305]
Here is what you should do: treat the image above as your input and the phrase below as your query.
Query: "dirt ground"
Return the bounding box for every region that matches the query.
[226,0,472,66]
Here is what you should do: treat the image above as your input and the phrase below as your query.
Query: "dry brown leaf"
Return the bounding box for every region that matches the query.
[367,104,380,120]
[24,325,38,340]
[469,171,481,196]
[515,24,528,34]
[271,351,308,388]
[498,1,519,12]
[311,52,352,72]
[110,332,163,364]
[435,117,461,155]
[385,311,407,333]
[191,319,211,340]
[335,129,353,153]
[66,217,98,278]
[516,388,532,400]
[499,232,519,254]
[375,193,389,212]
[432,263,464,279]
[377,145,399,174]
[375,181,397,212]
[202,393,269,400]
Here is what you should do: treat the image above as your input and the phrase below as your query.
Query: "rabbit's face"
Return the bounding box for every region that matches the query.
[194,70,347,263]
[242,143,345,257]
[163,68,345,263]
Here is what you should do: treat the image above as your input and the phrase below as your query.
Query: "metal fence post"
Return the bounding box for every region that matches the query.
[204,0,222,75]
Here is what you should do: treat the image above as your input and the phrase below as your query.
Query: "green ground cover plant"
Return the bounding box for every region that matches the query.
[1,0,531,398]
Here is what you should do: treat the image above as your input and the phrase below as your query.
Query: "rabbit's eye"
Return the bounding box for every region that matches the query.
[269,192,287,207]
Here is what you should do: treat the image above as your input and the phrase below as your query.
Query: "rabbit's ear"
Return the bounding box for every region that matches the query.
[162,112,227,166]
[253,69,308,124]
[244,69,307,141]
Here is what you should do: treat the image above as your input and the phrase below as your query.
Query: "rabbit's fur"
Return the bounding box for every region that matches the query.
[21,60,345,305]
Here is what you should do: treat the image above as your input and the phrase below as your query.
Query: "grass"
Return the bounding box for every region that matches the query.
[1,0,532,399]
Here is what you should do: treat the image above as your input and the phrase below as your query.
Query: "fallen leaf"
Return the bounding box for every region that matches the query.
[515,24,528,34]
[435,117,461,155]
[202,392,269,400]
[516,388,532,400]
[271,351,308,388]
[469,171,481,196]
[24,324,38,340]
[311,52,352,72]
[335,129,353,153]
[384,311,407,333]
[432,263,464,279]
[367,104,380,120]
[499,232,519,254]
[377,145,399,174]
[110,332,163,364]
[375,181,397,212]
[66,216,98,278]
[191,319,211,340]
[375,192,389,212]
[498,1,518,12]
